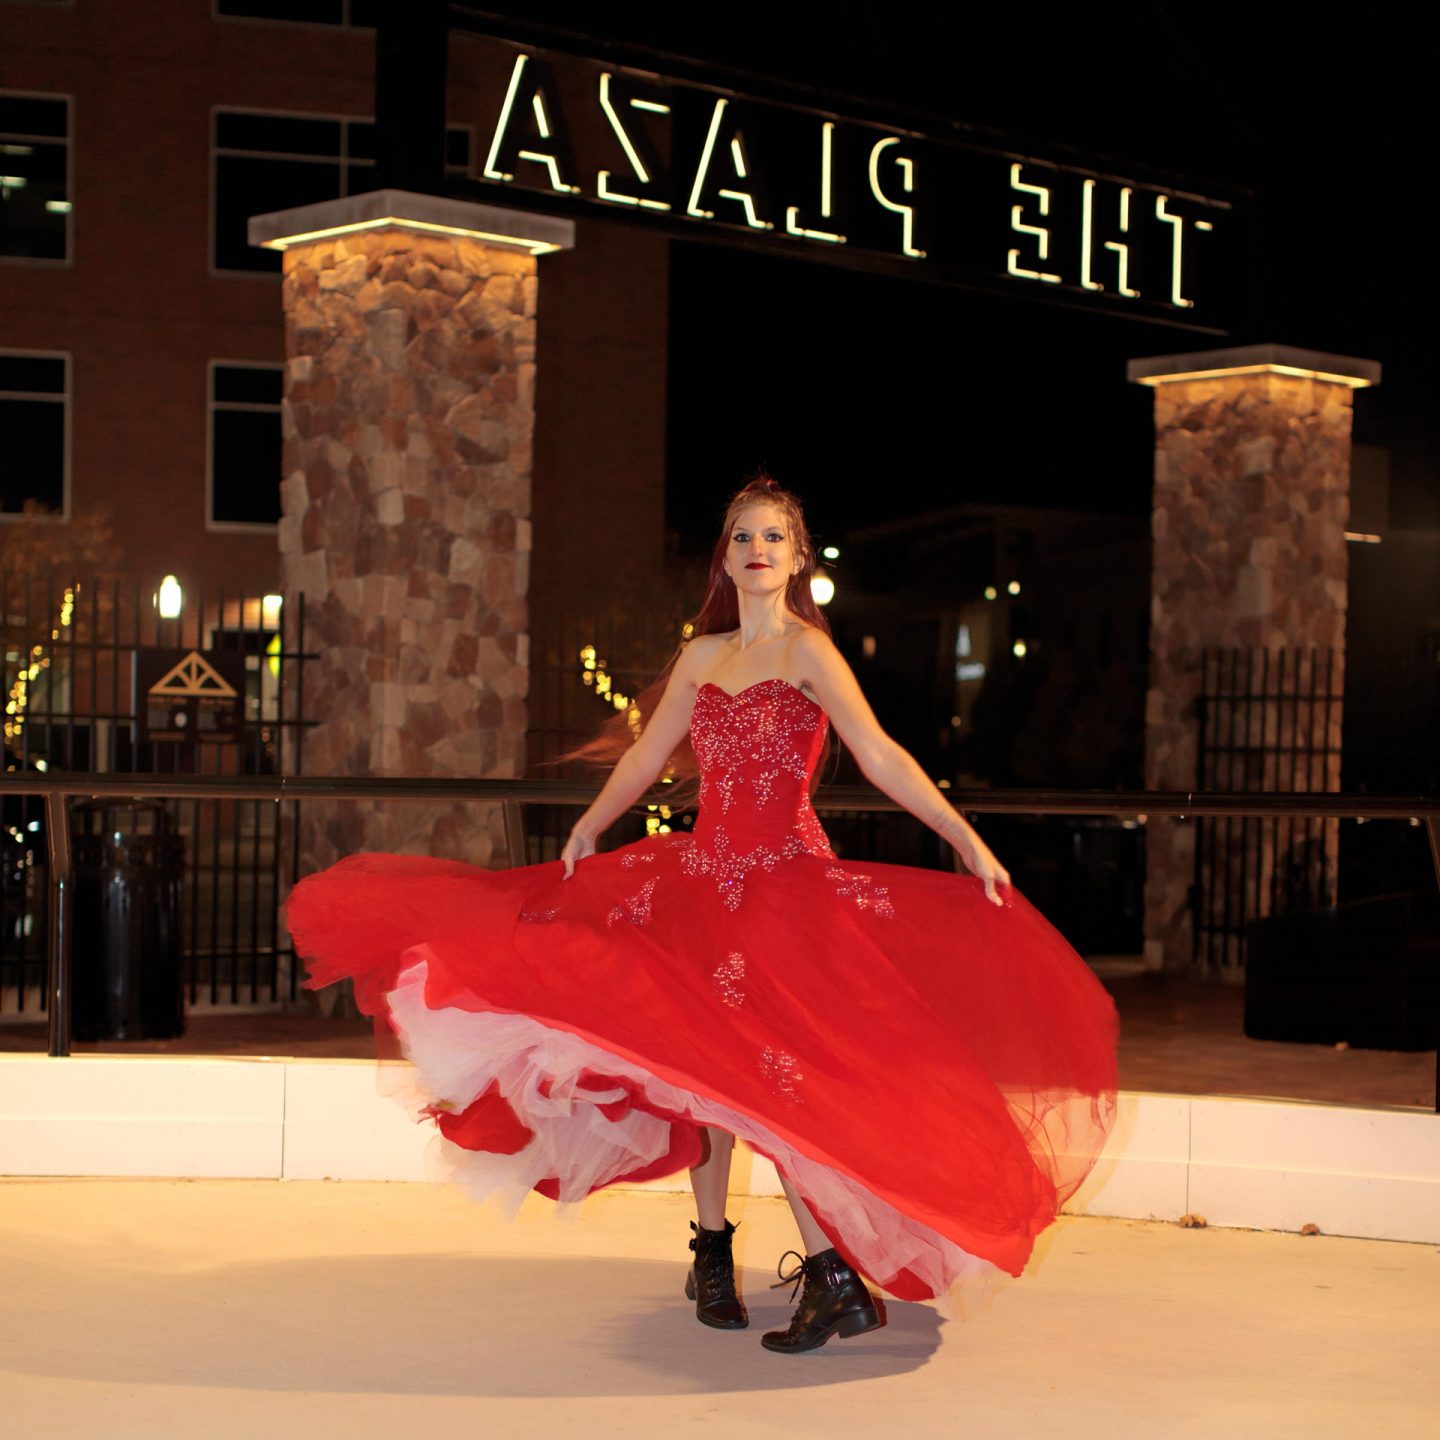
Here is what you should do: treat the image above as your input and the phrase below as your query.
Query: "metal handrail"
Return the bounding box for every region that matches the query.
[7,773,1438,1106]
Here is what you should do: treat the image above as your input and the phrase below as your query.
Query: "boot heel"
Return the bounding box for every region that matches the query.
[835,1305,883,1339]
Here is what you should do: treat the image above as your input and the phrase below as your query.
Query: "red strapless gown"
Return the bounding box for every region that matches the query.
[287,680,1118,1299]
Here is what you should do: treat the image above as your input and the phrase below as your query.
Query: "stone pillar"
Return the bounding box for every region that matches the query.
[1129,344,1380,975]
[247,191,574,873]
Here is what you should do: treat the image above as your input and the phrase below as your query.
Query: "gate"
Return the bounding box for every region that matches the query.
[1193,647,1344,977]
[1,570,313,1013]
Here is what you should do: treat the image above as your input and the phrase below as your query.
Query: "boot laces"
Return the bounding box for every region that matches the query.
[771,1250,810,1303]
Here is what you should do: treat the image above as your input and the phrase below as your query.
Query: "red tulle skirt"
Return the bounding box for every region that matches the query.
[287,833,1118,1302]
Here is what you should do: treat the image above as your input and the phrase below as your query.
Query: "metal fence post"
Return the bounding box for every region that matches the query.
[44,790,73,1058]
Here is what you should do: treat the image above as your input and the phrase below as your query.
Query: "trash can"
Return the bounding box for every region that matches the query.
[71,800,185,1042]
[1245,892,1439,1050]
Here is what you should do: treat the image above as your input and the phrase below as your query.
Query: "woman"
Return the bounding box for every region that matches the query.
[287,475,1118,1355]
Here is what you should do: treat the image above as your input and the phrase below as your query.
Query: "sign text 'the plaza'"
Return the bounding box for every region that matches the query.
[461,43,1237,333]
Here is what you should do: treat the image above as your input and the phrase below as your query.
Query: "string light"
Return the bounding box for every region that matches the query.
[5,586,75,745]
[578,644,643,737]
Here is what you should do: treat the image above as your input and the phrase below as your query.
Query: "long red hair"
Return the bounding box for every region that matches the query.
[567,473,833,794]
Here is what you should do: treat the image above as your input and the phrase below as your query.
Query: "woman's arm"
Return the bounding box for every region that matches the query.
[792,629,1012,905]
[559,637,717,877]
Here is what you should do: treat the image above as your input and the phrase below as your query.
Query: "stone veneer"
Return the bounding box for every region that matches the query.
[1131,346,1380,973]
[250,196,572,879]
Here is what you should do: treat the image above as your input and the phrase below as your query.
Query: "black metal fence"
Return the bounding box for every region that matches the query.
[1,570,314,1012]
[8,770,1438,1106]
[1193,647,1345,977]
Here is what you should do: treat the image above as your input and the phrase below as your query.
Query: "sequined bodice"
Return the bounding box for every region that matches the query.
[680,680,833,909]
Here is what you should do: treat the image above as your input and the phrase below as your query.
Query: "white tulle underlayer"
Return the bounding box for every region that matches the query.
[387,953,1000,1298]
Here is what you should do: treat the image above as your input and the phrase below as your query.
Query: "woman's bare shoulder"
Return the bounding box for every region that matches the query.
[675,629,735,679]
[686,629,737,660]
[788,624,839,663]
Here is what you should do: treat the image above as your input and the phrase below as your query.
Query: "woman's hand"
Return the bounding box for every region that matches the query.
[560,826,597,879]
[950,822,1012,907]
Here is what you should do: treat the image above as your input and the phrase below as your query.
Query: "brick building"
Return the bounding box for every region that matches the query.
[0,1,667,612]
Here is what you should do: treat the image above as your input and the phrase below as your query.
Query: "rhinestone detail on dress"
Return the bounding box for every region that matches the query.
[826,866,896,918]
[685,681,834,908]
[692,681,817,817]
[606,876,657,928]
[519,904,560,923]
[712,951,747,1007]
[759,1046,804,1104]
[680,824,810,911]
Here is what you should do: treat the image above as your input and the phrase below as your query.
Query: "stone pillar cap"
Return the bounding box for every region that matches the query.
[247,189,576,256]
[1128,343,1380,389]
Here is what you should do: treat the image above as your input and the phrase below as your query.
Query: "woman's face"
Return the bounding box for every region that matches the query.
[726,504,797,593]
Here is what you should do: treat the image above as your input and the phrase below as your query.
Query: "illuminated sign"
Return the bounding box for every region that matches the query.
[451,33,1239,331]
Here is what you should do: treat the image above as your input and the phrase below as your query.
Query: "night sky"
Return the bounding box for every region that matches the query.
[485,3,1436,549]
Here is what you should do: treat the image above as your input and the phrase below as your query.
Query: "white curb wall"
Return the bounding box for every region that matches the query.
[1,1054,1436,1245]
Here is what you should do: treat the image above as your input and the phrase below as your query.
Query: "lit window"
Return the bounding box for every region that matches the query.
[209,363,282,528]
[0,351,68,515]
[212,108,473,274]
[0,92,70,262]
[215,1,376,24]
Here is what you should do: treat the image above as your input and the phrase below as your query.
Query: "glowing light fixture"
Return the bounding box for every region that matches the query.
[1344,532,1382,544]
[1135,362,1374,389]
[1007,580,1021,596]
[261,593,283,626]
[1012,639,1028,658]
[256,214,563,256]
[821,545,840,560]
[810,573,835,606]
[157,575,183,619]
[983,585,998,601]
[46,199,72,214]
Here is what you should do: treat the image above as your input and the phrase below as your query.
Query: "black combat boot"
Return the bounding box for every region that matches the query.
[684,1219,748,1329]
[760,1247,884,1354]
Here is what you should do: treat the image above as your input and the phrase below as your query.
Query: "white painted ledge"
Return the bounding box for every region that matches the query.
[1,1055,1435,1245]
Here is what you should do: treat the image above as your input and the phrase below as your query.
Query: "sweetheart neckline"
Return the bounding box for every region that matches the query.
[697,678,821,710]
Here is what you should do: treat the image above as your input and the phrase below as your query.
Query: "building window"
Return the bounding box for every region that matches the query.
[0,92,71,263]
[209,363,282,529]
[212,109,473,274]
[0,351,68,517]
[215,0,376,24]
